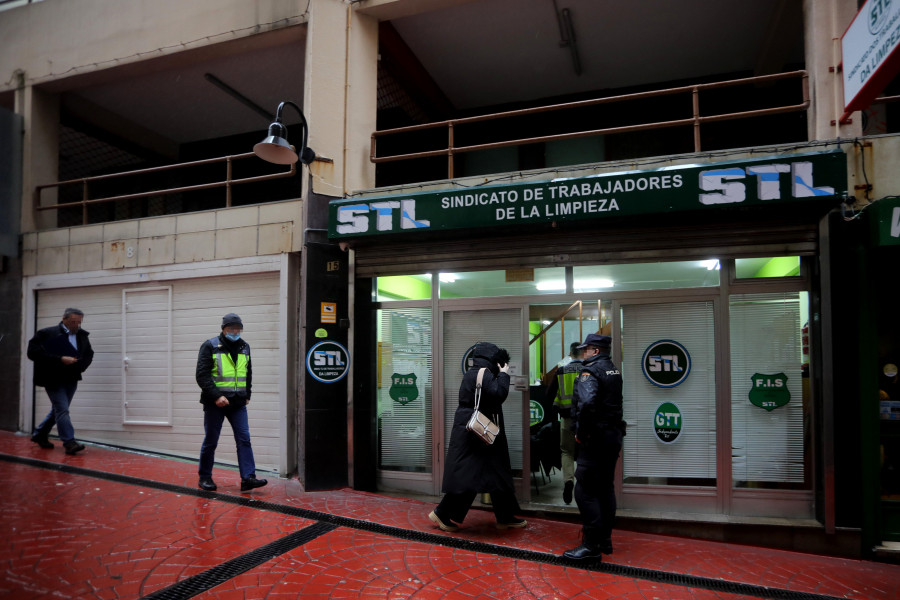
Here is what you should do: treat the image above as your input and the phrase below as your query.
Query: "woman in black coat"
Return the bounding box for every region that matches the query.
[429,342,527,531]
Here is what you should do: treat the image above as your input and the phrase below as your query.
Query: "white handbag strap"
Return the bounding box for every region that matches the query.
[474,368,486,411]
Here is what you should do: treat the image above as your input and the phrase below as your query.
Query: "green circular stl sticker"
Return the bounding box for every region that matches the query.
[529,400,545,427]
[654,402,682,444]
[315,328,328,338]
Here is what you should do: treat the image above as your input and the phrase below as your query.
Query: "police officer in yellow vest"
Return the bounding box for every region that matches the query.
[195,313,267,492]
[553,342,583,504]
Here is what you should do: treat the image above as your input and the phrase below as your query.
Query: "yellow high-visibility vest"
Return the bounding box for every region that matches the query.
[554,368,579,410]
[210,338,249,392]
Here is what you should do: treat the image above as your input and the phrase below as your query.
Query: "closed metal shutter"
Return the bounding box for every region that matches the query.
[33,272,282,472]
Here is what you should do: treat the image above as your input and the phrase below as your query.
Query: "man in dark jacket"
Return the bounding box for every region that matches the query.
[548,342,583,504]
[429,342,527,531]
[195,312,267,492]
[563,333,625,561]
[27,308,94,454]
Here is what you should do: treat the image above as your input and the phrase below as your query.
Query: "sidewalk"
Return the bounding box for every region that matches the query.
[0,430,897,600]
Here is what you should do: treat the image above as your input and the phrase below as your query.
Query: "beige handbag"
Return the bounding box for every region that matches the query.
[466,368,500,444]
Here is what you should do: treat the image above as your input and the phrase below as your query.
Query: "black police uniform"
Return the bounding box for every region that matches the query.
[565,336,625,560]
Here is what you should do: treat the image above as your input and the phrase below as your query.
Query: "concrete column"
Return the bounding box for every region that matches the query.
[804,0,862,141]
[304,0,378,200]
[297,0,377,490]
[17,85,59,232]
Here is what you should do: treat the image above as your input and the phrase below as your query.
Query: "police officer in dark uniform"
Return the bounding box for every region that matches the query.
[563,333,625,561]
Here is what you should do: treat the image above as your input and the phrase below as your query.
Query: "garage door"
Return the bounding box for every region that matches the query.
[32,272,283,473]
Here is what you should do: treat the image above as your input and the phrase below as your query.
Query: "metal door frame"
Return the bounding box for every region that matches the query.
[435,299,530,499]
[613,292,728,515]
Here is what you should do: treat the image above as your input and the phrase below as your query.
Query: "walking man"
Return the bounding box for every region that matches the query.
[28,308,94,454]
[563,333,625,561]
[196,313,267,492]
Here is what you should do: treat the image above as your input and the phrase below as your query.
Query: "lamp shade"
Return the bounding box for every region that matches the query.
[253,135,298,165]
[253,103,315,165]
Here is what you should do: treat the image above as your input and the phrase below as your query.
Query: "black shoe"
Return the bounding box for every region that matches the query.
[31,434,54,449]
[563,481,574,504]
[198,478,217,491]
[601,538,613,555]
[63,440,85,455]
[240,476,268,491]
[563,544,603,561]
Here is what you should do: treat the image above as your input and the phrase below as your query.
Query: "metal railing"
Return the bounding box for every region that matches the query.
[0,0,39,11]
[529,300,584,378]
[35,152,296,226]
[371,70,809,180]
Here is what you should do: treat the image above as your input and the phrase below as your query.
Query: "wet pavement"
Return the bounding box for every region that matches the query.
[1,430,898,600]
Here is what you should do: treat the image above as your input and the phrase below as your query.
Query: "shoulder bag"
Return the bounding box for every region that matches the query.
[466,368,500,444]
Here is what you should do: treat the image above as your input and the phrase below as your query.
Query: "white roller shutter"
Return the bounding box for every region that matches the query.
[33,272,282,472]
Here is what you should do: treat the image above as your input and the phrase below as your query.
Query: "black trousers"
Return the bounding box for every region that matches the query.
[574,440,621,544]
[435,490,520,524]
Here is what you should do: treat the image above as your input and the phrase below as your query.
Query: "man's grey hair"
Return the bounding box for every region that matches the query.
[63,308,84,319]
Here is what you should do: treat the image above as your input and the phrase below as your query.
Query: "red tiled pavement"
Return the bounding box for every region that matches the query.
[0,430,898,600]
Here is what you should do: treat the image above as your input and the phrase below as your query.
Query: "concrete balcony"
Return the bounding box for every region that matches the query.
[23,199,302,276]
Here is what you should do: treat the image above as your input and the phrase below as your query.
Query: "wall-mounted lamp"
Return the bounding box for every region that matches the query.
[253,100,316,165]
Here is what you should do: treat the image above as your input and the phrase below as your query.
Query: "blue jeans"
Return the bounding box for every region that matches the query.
[199,404,256,479]
[34,382,78,443]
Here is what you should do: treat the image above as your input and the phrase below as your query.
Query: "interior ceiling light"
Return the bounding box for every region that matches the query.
[439,273,458,283]
[536,279,614,291]
[701,259,721,270]
[573,279,614,290]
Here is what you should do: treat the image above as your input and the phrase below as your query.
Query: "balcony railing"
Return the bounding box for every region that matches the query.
[371,70,809,180]
[35,152,296,227]
[0,0,39,12]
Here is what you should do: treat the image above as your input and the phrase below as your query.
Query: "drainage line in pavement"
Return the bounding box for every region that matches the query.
[1,453,848,600]
[140,521,337,600]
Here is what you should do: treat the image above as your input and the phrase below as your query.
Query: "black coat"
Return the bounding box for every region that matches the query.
[441,357,518,497]
[195,333,252,408]
[571,352,625,450]
[27,323,94,388]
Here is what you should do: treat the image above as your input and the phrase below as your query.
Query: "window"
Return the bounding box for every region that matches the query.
[574,260,720,291]
[730,292,810,489]
[376,275,431,301]
[376,308,433,473]
[734,256,800,279]
[621,301,717,487]
[439,268,565,298]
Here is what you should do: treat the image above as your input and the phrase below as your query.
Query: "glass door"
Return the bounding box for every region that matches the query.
[441,307,528,498]
[375,307,434,494]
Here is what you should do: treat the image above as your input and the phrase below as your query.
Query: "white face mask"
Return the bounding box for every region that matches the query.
[225,332,241,342]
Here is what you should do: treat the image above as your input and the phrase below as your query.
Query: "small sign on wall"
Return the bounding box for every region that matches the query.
[390,373,419,405]
[654,402,683,443]
[321,302,337,324]
[642,340,691,388]
[306,340,350,383]
[749,373,790,411]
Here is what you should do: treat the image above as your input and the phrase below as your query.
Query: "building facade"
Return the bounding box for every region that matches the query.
[2,0,898,559]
